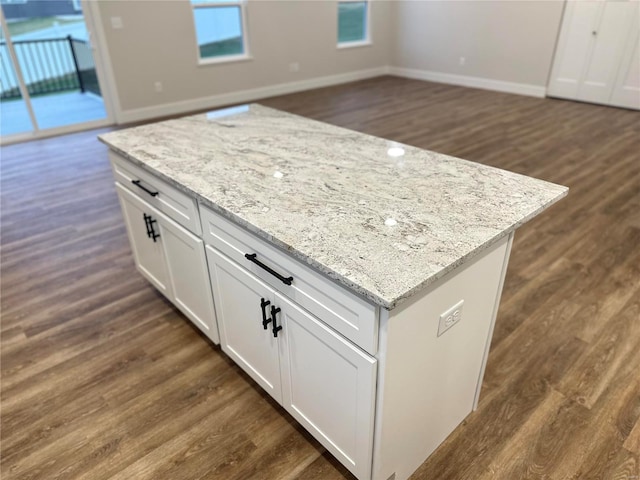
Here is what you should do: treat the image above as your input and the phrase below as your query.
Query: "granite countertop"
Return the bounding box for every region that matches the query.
[99,104,568,310]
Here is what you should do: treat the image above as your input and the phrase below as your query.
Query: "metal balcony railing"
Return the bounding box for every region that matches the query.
[0,35,101,101]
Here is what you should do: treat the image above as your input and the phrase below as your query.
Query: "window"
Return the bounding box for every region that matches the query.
[191,0,248,63]
[337,0,369,47]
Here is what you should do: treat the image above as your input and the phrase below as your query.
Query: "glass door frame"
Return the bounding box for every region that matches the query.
[0,1,115,145]
[0,10,39,138]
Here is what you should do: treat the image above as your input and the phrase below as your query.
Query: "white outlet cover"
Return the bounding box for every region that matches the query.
[437,299,464,337]
[111,16,124,29]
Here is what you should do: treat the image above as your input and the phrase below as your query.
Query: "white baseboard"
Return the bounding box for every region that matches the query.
[118,66,390,125]
[388,66,547,98]
[116,65,548,125]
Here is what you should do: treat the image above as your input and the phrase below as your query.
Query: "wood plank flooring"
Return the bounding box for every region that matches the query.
[2,76,639,479]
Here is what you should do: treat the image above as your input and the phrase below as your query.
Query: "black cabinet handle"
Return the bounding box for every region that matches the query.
[132,179,159,197]
[142,213,160,242]
[271,306,282,338]
[260,298,271,330]
[244,253,293,286]
[150,220,160,242]
[143,213,153,238]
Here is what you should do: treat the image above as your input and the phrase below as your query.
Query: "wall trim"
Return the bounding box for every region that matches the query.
[118,66,390,125]
[388,66,547,98]
[117,64,549,125]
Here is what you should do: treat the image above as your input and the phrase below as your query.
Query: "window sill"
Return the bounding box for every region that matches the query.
[337,40,372,50]
[198,54,253,66]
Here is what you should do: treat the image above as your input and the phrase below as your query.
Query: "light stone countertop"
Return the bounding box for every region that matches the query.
[99,104,568,310]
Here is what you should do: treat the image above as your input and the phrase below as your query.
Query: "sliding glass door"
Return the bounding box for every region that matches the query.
[1,19,35,136]
[1,0,111,142]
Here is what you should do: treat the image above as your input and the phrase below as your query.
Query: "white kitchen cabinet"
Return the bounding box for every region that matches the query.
[548,0,640,109]
[199,205,379,355]
[101,103,567,480]
[277,293,377,480]
[116,184,219,344]
[160,217,218,343]
[206,245,377,480]
[116,183,172,298]
[110,151,202,235]
[207,246,282,402]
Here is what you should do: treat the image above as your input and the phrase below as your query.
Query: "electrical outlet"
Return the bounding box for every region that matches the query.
[289,62,300,73]
[110,16,124,30]
[154,81,163,93]
[437,300,464,336]
[459,56,466,66]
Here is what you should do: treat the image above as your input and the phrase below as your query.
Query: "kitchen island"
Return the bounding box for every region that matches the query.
[99,104,567,480]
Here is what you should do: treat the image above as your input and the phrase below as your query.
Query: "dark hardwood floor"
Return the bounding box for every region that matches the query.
[1,76,639,479]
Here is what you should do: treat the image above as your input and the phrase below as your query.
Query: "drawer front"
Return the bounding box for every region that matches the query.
[200,205,378,355]
[110,150,201,235]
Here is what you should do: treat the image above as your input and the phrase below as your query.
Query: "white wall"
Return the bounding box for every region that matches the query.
[95,0,392,123]
[389,0,566,96]
[93,0,569,124]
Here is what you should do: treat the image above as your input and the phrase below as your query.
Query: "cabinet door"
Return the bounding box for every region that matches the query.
[276,293,377,480]
[159,216,219,344]
[116,184,172,298]
[207,246,282,403]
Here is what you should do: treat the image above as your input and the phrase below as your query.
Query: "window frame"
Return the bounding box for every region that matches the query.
[336,0,371,49]
[191,0,251,66]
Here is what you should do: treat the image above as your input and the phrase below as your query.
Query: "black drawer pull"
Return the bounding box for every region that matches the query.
[271,306,282,338]
[260,298,271,330]
[244,253,293,286]
[132,179,159,197]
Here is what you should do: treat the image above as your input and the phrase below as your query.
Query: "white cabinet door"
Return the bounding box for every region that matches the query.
[277,293,377,480]
[116,184,172,298]
[117,184,219,343]
[160,216,219,344]
[206,243,378,477]
[207,246,282,403]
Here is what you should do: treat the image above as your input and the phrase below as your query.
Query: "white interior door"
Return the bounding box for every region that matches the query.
[548,0,640,109]
[547,1,601,99]
[578,1,637,104]
[610,7,640,109]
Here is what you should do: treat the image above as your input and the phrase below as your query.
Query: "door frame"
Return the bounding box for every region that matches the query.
[0,1,116,145]
[0,10,38,134]
[82,0,121,123]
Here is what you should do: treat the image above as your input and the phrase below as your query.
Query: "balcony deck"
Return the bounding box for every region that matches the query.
[1,91,106,136]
